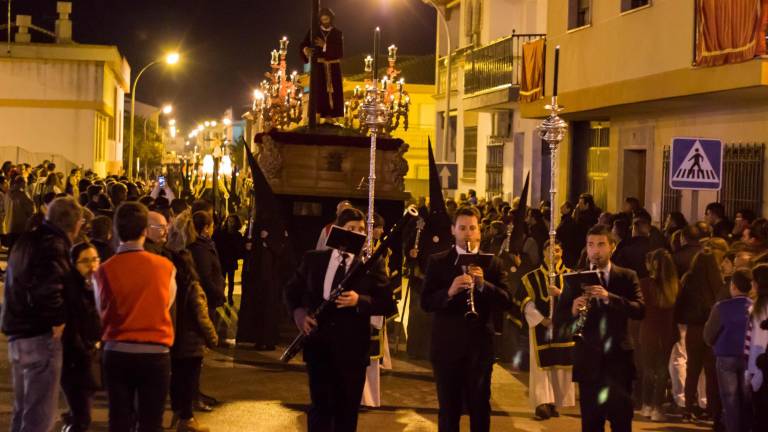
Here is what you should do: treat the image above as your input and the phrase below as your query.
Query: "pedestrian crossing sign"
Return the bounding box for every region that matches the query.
[669,137,723,190]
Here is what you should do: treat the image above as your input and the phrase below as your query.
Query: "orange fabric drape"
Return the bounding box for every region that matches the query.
[759,0,768,54]
[519,38,545,103]
[695,0,763,66]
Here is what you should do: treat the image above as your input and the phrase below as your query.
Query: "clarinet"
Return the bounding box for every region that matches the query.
[463,240,479,320]
[280,205,419,363]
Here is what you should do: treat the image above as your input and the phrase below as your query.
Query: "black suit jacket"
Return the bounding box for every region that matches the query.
[284,249,395,368]
[555,263,645,383]
[421,248,513,363]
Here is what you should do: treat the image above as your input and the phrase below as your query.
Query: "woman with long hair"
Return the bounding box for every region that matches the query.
[675,249,722,422]
[747,264,768,427]
[61,242,102,432]
[166,210,218,432]
[639,249,679,421]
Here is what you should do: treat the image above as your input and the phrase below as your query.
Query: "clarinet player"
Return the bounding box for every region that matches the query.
[284,208,396,432]
[556,224,645,432]
[421,206,513,432]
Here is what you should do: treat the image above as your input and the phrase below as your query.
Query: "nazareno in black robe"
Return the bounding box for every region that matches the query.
[300,26,344,118]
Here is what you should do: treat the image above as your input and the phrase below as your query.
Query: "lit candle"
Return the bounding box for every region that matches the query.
[553,45,560,97]
[364,55,373,73]
[388,44,397,62]
[279,37,289,56]
[373,27,380,82]
[271,49,279,65]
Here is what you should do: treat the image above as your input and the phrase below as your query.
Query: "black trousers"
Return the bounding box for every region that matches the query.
[685,324,720,417]
[306,358,367,432]
[432,355,493,432]
[61,369,94,432]
[103,350,170,432]
[578,353,635,432]
[224,269,236,300]
[170,356,202,420]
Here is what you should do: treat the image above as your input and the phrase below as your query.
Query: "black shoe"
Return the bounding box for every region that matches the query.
[534,404,551,420]
[199,392,220,406]
[547,404,559,417]
[193,400,214,412]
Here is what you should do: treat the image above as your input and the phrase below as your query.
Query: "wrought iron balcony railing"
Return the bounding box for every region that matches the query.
[463,33,546,96]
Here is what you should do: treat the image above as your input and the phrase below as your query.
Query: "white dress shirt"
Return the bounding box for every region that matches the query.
[323,249,354,300]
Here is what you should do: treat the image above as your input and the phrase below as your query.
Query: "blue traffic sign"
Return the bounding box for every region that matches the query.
[669,137,723,190]
[435,163,458,190]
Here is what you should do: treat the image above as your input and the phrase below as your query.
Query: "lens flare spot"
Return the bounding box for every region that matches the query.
[598,387,610,405]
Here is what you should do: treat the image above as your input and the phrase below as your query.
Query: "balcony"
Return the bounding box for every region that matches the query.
[462,34,545,111]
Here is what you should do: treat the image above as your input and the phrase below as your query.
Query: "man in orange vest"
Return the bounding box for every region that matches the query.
[93,202,177,432]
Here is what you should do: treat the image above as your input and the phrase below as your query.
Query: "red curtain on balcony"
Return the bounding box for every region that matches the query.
[759,0,768,54]
[695,0,764,66]
[519,38,544,102]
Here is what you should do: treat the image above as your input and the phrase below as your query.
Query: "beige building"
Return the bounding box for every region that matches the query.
[432,0,548,203]
[0,2,130,176]
[522,0,768,223]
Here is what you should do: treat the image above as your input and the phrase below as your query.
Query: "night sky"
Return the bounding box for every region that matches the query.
[12,0,437,131]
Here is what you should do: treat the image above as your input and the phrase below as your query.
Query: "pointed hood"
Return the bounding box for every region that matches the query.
[509,172,530,254]
[417,138,453,268]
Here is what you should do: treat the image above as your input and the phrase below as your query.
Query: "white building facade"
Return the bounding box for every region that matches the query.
[0,2,130,176]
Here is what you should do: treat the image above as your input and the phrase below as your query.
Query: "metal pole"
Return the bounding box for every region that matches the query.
[6,0,11,55]
[129,61,158,178]
[367,132,377,254]
[427,1,452,160]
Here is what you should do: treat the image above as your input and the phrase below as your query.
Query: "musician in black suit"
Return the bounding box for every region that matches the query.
[556,224,645,432]
[284,208,396,432]
[422,206,513,432]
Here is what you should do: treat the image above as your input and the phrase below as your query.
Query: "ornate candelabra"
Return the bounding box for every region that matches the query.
[345,44,410,136]
[359,83,390,256]
[538,46,566,341]
[251,37,303,132]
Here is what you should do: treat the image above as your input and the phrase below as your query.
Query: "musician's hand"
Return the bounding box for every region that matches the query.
[245,242,252,251]
[409,248,419,259]
[547,285,562,297]
[540,318,553,328]
[468,265,484,287]
[293,309,317,335]
[513,254,522,267]
[586,285,609,302]
[448,274,472,297]
[302,47,313,58]
[572,295,588,317]
[335,291,359,308]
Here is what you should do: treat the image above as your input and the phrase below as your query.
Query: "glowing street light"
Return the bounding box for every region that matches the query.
[162,104,173,115]
[168,119,176,126]
[128,50,182,177]
[222,118,232,126]
[165,52,180,65]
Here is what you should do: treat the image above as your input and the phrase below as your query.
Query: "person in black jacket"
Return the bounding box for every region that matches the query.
[421,206,513,432]
[61,242,102,432]
[675,249,723,422]
[188,210,226,318]
[284,208,395,432]
[165,211,219,432]
[1,196,84,432]
[212,214,245,305]
[555,224,645,432]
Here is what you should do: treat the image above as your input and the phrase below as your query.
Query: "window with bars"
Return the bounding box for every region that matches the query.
[486,138,505,197]
[661,147,682,221]
[463,126,478,179]
[718,143,764,219]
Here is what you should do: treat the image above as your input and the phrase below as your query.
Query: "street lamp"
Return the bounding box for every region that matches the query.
[162,104,173,115]
[128,51,181,178]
